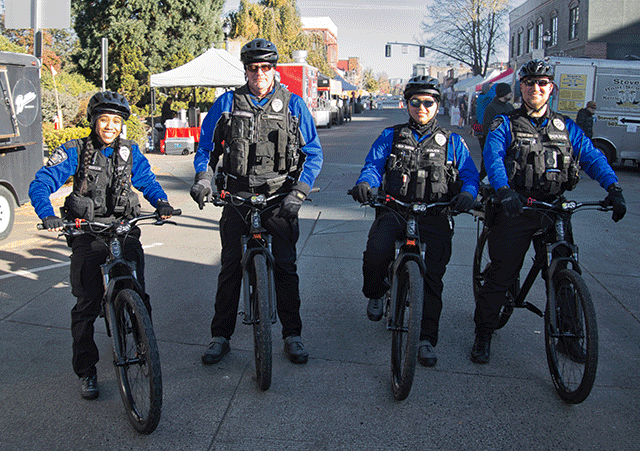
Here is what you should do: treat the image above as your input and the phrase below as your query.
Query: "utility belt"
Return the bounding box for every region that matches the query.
[225,173,295,196]
[62,191,141,221]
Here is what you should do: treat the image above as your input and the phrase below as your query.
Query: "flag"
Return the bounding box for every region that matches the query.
[51,65,58,76]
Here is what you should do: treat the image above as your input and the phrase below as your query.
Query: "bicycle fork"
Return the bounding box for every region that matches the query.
[240,236,277,325]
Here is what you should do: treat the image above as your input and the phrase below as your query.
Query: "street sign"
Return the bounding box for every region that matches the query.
[4,0,71,29]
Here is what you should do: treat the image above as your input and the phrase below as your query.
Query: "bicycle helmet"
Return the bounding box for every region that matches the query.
[86,91,131,123]
[403,76,441,102]
[240,38,279,66]
[518,59,554,80]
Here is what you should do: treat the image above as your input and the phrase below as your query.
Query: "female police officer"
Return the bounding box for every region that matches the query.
[29,91,174,399]
[351,76,479,367]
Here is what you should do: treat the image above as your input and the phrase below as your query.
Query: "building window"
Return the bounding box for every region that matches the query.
[569,5,579,40]
[511,36,515,58]
[527,27,534,53]
[550,16,558,46]
[517,31,523,55]
[536,22,544,49]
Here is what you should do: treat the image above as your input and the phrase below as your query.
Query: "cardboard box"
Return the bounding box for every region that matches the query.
[164,137,194,155]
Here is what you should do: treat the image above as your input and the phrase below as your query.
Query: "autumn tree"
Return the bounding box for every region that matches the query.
[231,0,335,76]
[421,0,508,76]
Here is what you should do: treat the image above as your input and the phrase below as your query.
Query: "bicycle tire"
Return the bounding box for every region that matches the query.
[391,260,423,401]
[113,289,162,434]
[544,269,598,404]
[472,226,515,329]
[251,254,272,391]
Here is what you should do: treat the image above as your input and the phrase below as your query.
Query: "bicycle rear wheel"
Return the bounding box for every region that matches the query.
[113,289,162,433]
[391,260,424,401]
[250,253,272,391]
[472,226,515,329]
[545,269,598,404]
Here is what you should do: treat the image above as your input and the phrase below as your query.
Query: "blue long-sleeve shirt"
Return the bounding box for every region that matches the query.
[29,139,167,219]
[483,113,618,191]
[194,86,323,192]
[356,126,480,199]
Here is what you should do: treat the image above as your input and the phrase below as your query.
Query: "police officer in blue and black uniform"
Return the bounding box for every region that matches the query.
[351,76,480,367]
[471,60,627,364]
[190,38,323,365]
[29,91,174,399]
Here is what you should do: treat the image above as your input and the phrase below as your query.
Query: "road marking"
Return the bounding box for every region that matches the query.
[0,243,164,280]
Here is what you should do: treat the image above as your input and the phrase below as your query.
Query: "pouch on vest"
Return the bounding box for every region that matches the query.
[253,141,275,175]
[414,169,427,200]
[429,165,448,199]
[225,141,248,176]
[63,193,95,221]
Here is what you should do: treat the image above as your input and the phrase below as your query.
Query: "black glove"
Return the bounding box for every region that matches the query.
[603,183,626,222]
[277,190,306,219]
[497,187,523,218]
[451,191,475,212]
[155,200,174,218]
[351,181,371,203]
[190,171,212,210]
[43,215,64,231]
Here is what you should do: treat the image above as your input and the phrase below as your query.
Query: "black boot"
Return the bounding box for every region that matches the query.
[471,333,491,364]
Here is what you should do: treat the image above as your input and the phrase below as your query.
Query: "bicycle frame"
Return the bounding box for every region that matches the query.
[213,191,279,325]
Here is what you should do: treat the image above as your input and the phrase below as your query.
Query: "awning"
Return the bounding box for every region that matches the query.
[476,68,514,91]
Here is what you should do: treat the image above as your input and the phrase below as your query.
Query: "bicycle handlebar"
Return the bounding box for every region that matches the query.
[37,209,182,233]
[347,189,482,215]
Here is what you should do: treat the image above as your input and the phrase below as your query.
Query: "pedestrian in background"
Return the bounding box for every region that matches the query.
[576,101,597,139]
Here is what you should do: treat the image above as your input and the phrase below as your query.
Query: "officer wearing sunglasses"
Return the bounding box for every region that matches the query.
[471,59,627,364]
[351,75,480,368]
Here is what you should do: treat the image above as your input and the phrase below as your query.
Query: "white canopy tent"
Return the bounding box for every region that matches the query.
[150,48,245,88]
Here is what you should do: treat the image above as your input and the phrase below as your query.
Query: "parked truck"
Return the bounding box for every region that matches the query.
[548,56,640,165]
[275,62,330,128]
[0,51,43,240]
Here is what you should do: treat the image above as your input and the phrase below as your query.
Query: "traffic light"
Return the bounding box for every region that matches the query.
[419,46,426,58]
[385,44,391,58]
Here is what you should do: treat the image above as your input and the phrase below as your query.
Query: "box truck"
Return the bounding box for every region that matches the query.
[0,51,43,240]
[548,56,640,165]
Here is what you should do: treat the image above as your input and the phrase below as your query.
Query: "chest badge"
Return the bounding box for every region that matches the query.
[119,146,131,162]
[552,118,565,131]
[435,133,447,147]
[271,98,284,112]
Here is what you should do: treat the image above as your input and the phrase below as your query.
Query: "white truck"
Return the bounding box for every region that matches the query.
[547,56,640,166]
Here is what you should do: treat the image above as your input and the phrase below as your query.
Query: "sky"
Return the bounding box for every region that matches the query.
[224,0,526,80]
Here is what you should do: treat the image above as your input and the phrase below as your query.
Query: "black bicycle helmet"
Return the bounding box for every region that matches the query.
[86,91,131,122]
[518,59,554,80]
[403,76,441,102]
[240,38,279,66]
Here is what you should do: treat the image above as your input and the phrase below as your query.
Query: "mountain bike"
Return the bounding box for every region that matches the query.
[212,190,291,391]
[472,193,611,404]
[351,191,467,401]
[39,210,180,433]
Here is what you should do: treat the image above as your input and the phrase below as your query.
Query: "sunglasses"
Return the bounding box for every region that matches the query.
[409,98,436,109]
[246,64,274,74]
[522,78,552,87]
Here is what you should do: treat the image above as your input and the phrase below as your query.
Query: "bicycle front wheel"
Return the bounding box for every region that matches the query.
[472,226,514,329]
[113,289,162,434]
[545,269,598,404]
[391,260,424,401]
[250,253,272,391]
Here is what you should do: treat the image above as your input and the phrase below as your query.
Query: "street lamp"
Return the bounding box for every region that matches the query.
[542,31,551,56]
[222,20,231,52]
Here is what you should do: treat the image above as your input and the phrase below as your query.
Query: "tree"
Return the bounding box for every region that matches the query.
[231,0,335,76]
[421,0,508,76]
[362,68,379,93]
[72,0,225,106]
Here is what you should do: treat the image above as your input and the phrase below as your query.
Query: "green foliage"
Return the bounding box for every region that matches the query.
[0,34,26,53]
[72,0,225,100]
[43,124,91,151]
[362,69,379,93]
[125,115,147,147]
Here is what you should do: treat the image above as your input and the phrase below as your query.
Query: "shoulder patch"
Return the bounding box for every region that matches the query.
[45,147,68,167]
[490,116,504,132]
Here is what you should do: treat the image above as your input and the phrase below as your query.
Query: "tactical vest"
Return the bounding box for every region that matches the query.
[222,83,301,193]
[63,138,140,220]
[505,109,579,197]
[382,124,460,202]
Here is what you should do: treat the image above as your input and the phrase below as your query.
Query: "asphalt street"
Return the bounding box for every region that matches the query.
[1,108,639,450]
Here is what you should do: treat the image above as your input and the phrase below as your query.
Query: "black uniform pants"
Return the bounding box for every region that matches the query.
[473,211,553,335]
[69,229,145,378]
[211,203,301,340]
[362,210,453,346]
